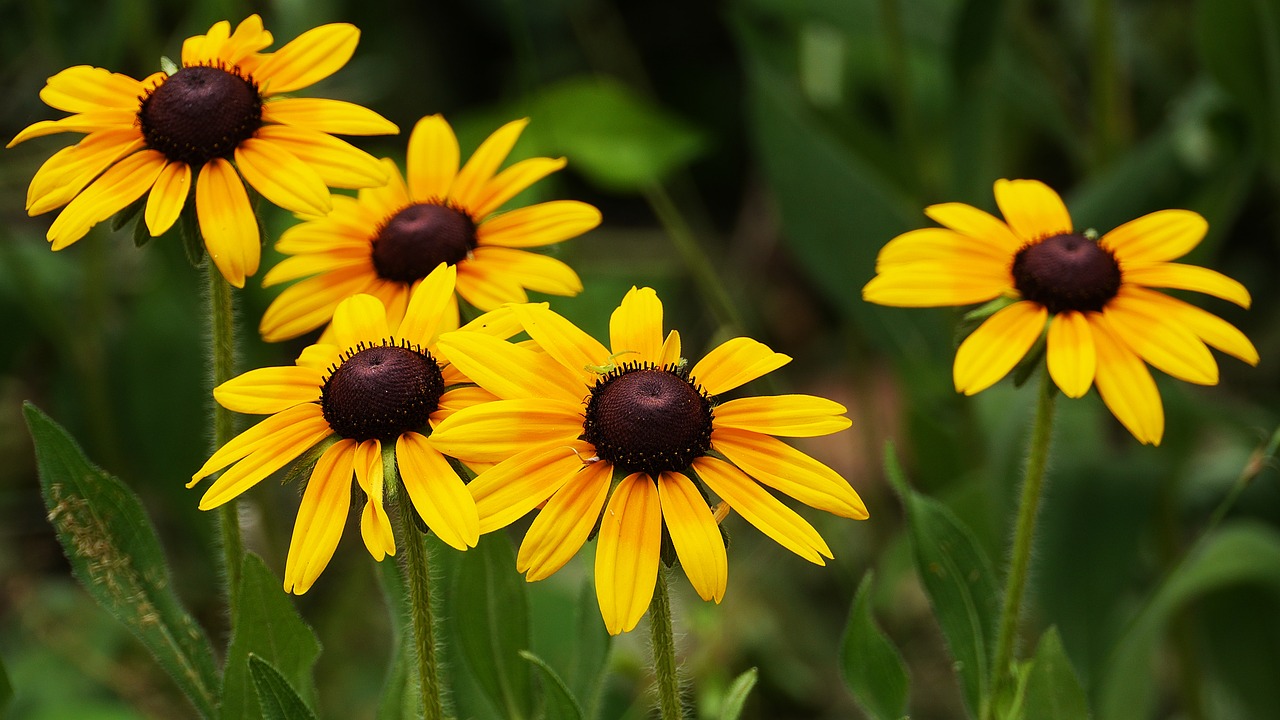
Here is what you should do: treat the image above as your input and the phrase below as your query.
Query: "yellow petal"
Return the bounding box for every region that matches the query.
[454,263,527,310]
[354,439,396,560]
[713,395,851,437]
[331,293,390,349]
[1099,209,1207,264]
[711,427,867,519]
[213,366,324,415]
[191,402,329,483]
[451,118,527,211]
[196,158,259,288]
[472,156,567,218]
[405,114,459,201]
[1087,314,1165,445]
[659,330,682,368]
[8,109,137,147]
[595,473,662,635]
[262,97,399,136]
[953,300,1047,395]
[235,138,332,216]
[436,331,584,402]
[259,266,376,342]
[993,179,1072,242]
[1117,287,1258,366]
[511,303,609,384]
[689,337,790,396]
[517,460,612,581]
[477,200,602,248]
[397,433,480,550]
[468,247,583,297]
[358,159,412,221]
[466,441,595,533]
[253,125,389,189]
[254,23,360,95]
[1103,298,1218,385]
[221,14,274,67]
[27,129,144,215]
[693,456,831,564]
[296,343,344,374]
[197,413,335,510]
[144,161,191,236]
[261,248,373,287]
[923,202,1024,254]
[284,440,357,594]
[434,386,501,423]
[40,65,144,113]
[182,20,231,66]
[658,471,728,603]
[609,287,665,366]
[428,398,585,464]
[1045,311,1096,398]
[862,262,1011,307]
[457,304,527,340]
[396,264,457,347]
[1121,262,1251,308]
[47,149,166,250]
[876,227,1013,269]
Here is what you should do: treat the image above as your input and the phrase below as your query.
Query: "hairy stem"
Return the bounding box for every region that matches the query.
[649,569,683,720]
[399,491,446,720]
[206,266,243,615]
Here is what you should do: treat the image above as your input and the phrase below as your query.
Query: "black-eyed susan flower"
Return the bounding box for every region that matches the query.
[9,15,397,288]
[863,178,1258,445]
[189,264,515,592]
[257,114,601,342]
[428,287,867,634]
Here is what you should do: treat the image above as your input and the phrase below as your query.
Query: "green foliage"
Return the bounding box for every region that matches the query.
[220,554,322,720]
[0,651,12,717]
[248,655,318,720]
[718,667,759,720]
[374,560,418,720]
[520,651,585,720]
[840,572,910,720]
[1194,0,1280,170]
[1022,628,1090,720]
[25,402,219,719]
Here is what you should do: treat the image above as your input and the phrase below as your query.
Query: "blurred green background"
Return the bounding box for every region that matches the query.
[2,0,1278,718]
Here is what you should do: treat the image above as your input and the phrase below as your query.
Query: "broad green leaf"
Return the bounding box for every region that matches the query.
[220,553,321,720]
[884,442,999,718]
[248,655,318,720]
[1022,628,1090,720]
[375,560,418,720]
[1099,523,1280,720]
[519,651,584,720]
[25,402,219,718]
[840,571,910,720]
[526,77,705,192]
[568,579,611,716]
[719,667,759,720]
[453,532,535,720]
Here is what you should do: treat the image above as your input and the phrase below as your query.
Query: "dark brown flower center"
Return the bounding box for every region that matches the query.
[583,363,714,477]
[138,65,262,167]
[1011,233,1122,313]
[321,342,444,442]
[372,203,477,283]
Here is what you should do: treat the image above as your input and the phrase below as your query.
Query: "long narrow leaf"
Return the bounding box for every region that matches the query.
[248,655,318,720]
[840,571,910,720]
[719,667,759,720]
[520,650,584,720]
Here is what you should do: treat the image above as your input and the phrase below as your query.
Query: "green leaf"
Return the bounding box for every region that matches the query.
[1195,0,1280,170]
[248,655,318,720]
[25,402,219,718]
[840,571,910,720]
[375,560,418,720]
[526,76,705,193]
[220,553,322,720]
[1022,628,1090,720]
[567,579,610,714]
[719,667,759,720]
[0,650,12,717]
[1098,523,1280,720]
[884,441,999,718]
[453,533,535,720]
[519,651,584,720]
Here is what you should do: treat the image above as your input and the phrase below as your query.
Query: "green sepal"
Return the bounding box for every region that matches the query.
[180,205,205,267]
[133,206,155,247]
[282,436,338,490]
[955,296,1016,347]
[112,196,144,232]
[160,55,179,75]
[1011,331,1049,389]
[248,655,319,720]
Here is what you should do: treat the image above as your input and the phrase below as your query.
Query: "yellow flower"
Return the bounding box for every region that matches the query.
[258,114,601,342]
[9,15,398,288]
[189,264,514,593]
[429,287,867,634]
[863,178,1258,445]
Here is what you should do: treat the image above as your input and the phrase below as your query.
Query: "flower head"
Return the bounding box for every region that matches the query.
[429,287,867,634]
[258,114,601,342]
[863,179,1258,445]
[10,15,398,287]
[189,264,514,593]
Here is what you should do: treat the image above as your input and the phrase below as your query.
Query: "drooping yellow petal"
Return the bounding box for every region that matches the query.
[259,266,376,342]
[711,428,867,519]
[196,158,259,288]
[1045,311,1096,398]
[190,403,329,484]
[39,65,144,113]
[7,109,137,147]
[395,264,457,346]
[466,441,595,533]
[477,200,602,248]
[953,300,1047,395]
[260,248,373,287]
[451,118,528,211]
[405,114,460,201]
[197,413,335,509]
[213,366,324,415]
[713,395,851,437]
[658,471,728,603]
[144,161,191,236]
[252,125,389,189]
[47,149,166,250]
[27,129,144,215]
[876,227,1014,269]
[284,440,357,594]
[397,433,480,550]
[511,303,610,384]
[689,337,790,396]
[595,473,662,635]
[1099,209,1207,264]
[472,156,567,218]
[1103,298,1218,385]
[517,460,612,581]
[354,439,396,560]
[861,262,1011,307]
[254,23,360,95]
[235,138,332,216]
[468,247,583,297]
[923,202,1024,254]
[1121,262,1251,308]
[436,332,584,402]
[1087,313,1165,445]
[1118,287,1258,366]
[428,398,585,464]
[262,97,398,136]
[609,287,664,366]
[693,456,832,564]
[993,178,1072,242]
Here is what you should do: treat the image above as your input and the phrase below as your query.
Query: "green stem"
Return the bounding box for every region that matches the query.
[649,569,683,720]
[984,371,1057,720]
[206,265,243,614]
[399,490,446,720]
